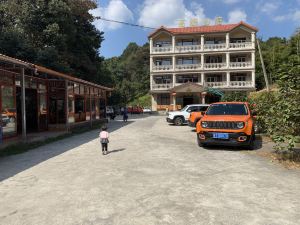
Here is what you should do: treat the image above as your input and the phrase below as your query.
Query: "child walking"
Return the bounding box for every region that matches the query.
[99,126,109,155]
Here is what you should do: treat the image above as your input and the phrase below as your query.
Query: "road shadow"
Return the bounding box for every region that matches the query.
[0,117,136,182]
[202,135,263,151]
[106,148,126,155]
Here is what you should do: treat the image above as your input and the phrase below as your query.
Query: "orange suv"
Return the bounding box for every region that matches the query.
[196,102,255,149]
[188,105,210,127]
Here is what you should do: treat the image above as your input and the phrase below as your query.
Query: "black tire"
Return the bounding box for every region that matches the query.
[246,134,255,150]
[174,117,183,126]
[194,119,200,127]
[197,134,206,148]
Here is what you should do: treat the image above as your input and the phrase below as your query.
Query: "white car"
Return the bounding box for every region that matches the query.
[106,106,114,115]
[143,108,152,113]
[166,104,210,126]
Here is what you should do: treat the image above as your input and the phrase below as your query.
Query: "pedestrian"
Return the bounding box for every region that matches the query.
[99,126,109,155]
[120,107,124,116]
[123,108,128,122]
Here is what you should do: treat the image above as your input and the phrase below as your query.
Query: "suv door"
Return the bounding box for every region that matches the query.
[185,106,198,120]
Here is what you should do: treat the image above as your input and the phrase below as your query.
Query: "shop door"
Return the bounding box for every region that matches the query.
[49,98,65,124]
[183,96,194,106]
[16,88,38,133]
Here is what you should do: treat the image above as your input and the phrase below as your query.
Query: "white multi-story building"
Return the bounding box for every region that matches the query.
[149,21,258,111]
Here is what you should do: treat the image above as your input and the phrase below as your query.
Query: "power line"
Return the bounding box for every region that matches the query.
[94,16,156,30]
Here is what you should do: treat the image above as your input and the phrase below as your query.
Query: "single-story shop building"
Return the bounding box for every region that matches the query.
[0,54,112,141]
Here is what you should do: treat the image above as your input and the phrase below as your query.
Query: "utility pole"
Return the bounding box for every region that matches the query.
[257,39,270,92]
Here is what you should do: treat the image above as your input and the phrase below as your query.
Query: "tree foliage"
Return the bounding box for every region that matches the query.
[0,0,105,83]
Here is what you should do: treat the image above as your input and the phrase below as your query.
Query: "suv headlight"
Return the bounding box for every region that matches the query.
[237,122,245,129]
[201,121,208,128]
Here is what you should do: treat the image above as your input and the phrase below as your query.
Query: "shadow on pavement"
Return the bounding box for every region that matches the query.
[0,117,137,182]
[107,148,126,155]
[202,135,263,151]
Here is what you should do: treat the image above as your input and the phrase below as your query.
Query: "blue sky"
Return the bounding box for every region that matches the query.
[91,0,300,58]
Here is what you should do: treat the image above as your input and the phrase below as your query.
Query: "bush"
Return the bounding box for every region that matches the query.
[129,94,151,107]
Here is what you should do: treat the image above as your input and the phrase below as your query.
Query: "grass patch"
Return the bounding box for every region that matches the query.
[0,123,105,158]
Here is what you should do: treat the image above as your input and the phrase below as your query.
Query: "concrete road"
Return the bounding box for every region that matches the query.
[0,115,300,225]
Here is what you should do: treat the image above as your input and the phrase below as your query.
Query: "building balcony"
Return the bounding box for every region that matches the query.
[204,63,227,70]
[175,45,201,53]
[152,83,173,90]
[229,62,253,69]
[230,81,253,87]
[204,43,226,51]
[229,42,252,49]
[175,64,201,71]
[152,46,172,54]
[152,65,173,71]
[205,81,227,88]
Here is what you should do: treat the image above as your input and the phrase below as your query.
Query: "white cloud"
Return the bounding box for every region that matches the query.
[90,0,133,30]
[228,9,247,23]
[223,0,241,4]
[138,0,208,28]
[259,2,279,14]
[272,9,300,22]
[292,10,300,21]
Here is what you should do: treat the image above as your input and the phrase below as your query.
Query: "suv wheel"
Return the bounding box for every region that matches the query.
[246,133,255,150]
[174,117,183,126]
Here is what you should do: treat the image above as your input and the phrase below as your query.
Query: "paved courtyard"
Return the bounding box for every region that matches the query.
[0,115,300,225]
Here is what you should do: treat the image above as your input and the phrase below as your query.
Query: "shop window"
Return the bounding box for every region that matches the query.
[1,86,16,136]
[157,94,170,105]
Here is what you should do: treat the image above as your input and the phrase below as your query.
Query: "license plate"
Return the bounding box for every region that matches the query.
[213,133,229,139]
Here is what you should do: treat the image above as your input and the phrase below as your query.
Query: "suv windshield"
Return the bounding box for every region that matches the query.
[180,105,189,112]
[206,104,248,115]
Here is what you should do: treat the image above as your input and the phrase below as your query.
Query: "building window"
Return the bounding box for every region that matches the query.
[157,94,170,105]
[231,55,246,62]
[177,75,199,83]
[1,86,16,136]
[206,56,223,63]
[177,57,198,65]
[154,75,172,84]
[231,74,247,81]
[207,75,222,82]
[155,58,172,65]
[154,41,171,47]
[230,38,246,43]
[177,39,199,46]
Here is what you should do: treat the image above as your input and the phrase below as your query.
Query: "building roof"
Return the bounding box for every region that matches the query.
[0,53,113,91]
[149,21,258,38]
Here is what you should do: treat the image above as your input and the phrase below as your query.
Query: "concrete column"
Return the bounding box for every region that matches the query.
[226,53,230,68]
[150,74,153,90]
[20,68,26,140]
[251,32,255,48]
[172,55,176,71]
[226,33,230,49]
[201,73,205,85]
[172,36,176,52]
[201,92,206,104]
[150,38,153,53]
[173,94,176,111]
[65,80,69,131]
[201,54,204,69]
[151,94,157,111]
[201,35,204,50]
[150,56,153,72]
[226,72,230,87]
[251,51,255,68]
[252,70,256,88]
[173,73,176,87]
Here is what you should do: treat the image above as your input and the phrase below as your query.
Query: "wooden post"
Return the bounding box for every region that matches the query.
[257,39,269,92]
[21,68,26,140]
[65,80,69,132]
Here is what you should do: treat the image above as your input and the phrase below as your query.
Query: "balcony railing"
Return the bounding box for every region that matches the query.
[229,42,252,49]
[205,81,227,87]
[204,43,226,50]
[204,63,227,70]
[229,62,253,68]
[152,65,173,71]
[152,46,172,53]
[175,45,201,52]
[152,83,173,90]
[230,81,253,87]
[175,64,201,70]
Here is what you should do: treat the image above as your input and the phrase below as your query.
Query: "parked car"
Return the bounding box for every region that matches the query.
[188,105,210,127]
[127,106,143,114]
[196,102,256,149]
[143,107,152,114]
[166,104,210,126]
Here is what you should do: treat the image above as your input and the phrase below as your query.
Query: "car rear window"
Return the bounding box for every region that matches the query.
[206,104,248,115]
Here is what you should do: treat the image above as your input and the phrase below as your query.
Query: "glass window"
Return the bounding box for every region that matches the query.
[154,75,172,84]
[157,94,170,105]
[75,96,85,113]
[207,75,222,82]
[206,104,248,115]
[74,83,80,94]
[0,73,14,85]
[68,82,74,95]
[177,75,198,83]
[1,86,16,136]
[79,85,85,95]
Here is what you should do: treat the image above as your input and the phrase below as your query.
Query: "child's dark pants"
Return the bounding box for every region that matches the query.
[102,143,108,152]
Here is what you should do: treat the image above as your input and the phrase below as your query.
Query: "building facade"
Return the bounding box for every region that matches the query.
[149,21,258,111]
[0,54,112,140]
